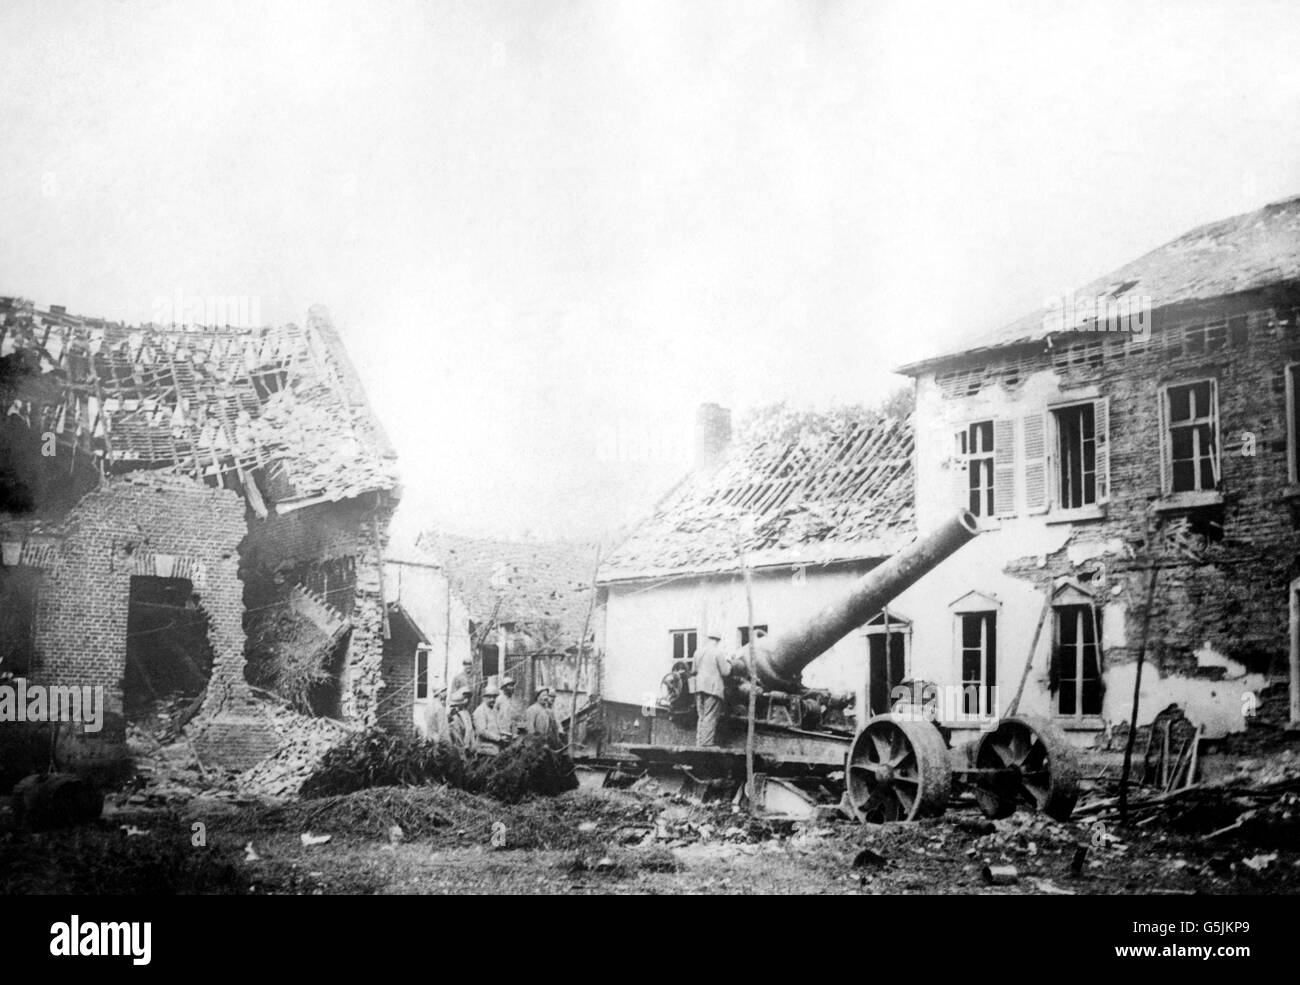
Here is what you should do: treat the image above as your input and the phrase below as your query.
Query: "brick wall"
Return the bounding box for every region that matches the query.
[240,493,396,729]
[996,288,1300,676]
[26,473,248,745]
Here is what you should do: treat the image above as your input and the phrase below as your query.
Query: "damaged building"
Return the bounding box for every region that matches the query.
[0,298,401,769]
[597,403,916,745]
[599,197,1300,750]
[889,196,1300,743]
[424,532,599,717]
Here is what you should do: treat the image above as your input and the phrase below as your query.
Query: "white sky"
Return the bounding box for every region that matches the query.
[4,0,1300,538]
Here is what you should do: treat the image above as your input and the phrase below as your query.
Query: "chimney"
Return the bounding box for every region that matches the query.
[694,403,732,470]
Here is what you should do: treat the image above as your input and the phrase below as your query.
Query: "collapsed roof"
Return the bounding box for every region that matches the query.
[0,298,398,515]
[599,407,915,583]
[898,194,1300,373]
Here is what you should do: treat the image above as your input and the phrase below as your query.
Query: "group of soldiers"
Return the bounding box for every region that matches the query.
[425,657,565,755]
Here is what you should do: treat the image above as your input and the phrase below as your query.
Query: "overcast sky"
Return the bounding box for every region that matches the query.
[4,0,1300,538]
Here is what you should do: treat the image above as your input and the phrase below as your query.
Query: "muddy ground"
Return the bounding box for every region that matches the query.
[2,778,1297,895]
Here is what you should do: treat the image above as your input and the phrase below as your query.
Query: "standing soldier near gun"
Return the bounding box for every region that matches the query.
[693,632,730,747]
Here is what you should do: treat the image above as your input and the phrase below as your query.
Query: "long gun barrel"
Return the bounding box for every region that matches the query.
[752,509,979,690]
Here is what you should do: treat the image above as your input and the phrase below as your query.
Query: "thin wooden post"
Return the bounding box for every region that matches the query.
[569,545,602,757]
[1119,564,1160,823]
[443,576,452,713]
[735,528,758,813]
[1007,589,1051,718]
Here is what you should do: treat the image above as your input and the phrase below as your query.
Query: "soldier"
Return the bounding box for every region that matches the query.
[693,632,730,747]
[525,686,563,750]
[472,683,505,755]
[448,688,476,751]
[496,675,525,738]
[425,684,450,743]
[451,658,475,699]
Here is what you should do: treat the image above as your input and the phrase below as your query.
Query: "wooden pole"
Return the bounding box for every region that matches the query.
[1006,589,1051,718]
[442,576,452,714]
[569,545,602,757]
[1119,564,1160,823]
[735,528,758,813]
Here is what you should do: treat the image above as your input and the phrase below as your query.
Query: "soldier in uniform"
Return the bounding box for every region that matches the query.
[693,632,730,747]
[448,688,476,751]
[472,683,505,755]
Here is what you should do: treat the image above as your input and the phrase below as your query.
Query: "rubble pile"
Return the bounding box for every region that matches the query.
[117,726,222,808]
[236,704,356,799]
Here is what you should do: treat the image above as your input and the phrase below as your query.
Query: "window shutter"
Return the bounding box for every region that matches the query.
[1156,388,1170,495]
[952,428,969,511]
[993,418,1017,516]
[1023,413,1048,513]
[1094,397,1110,503]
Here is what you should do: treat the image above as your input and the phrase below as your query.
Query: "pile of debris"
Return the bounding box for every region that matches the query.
[1074,748,1300,847]
[116,725,221,809]
[236,703,356,799]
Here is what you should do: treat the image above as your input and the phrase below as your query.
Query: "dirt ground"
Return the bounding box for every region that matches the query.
[3,779,1298,895]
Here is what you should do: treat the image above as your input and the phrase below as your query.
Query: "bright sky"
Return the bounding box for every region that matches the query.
[4,0,1300,538]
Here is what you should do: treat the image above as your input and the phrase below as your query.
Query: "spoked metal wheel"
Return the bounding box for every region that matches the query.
[973,716,1080,821]
[845,715,951,823]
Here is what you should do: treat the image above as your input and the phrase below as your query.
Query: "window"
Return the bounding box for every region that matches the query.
[414,645,430,702]
[864,610,910,716]
[956,421,995,516]
[959,611,997,716]
[1053,605,1101,718]
[1051,400,1109,510]
[737,624,768,647]
[670,629,698,665]
[1162,381,1219,493]
[1288,364,1300,483]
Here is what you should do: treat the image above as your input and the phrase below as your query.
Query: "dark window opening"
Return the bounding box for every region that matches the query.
[125,576,214,722]
[670,629,698,665]
[737,624,768,647]
[1166,381,1218,493]
[867,629,907,716]
[415,646,430,701]
[1054,403,1097,509]
[959,611,996,716]
[957,421,996,517]
[1290,365,1300,483]
[0,567,40,678]
[479,641,500,679]
[1053,605,1102,717]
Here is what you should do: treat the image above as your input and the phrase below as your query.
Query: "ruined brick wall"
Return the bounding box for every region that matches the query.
[241,493,396,728]
[25,473,248,743]
[377,608,421,738]
[1005,289,1300,677]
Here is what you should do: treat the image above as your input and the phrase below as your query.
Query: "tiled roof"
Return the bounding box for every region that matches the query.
[598,408,915,582]
[0,299,397,511]
[898,195,1300,372]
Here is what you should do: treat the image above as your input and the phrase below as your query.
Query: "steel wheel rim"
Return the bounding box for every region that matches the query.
[974,716,1080,821]
[845,716,950,823]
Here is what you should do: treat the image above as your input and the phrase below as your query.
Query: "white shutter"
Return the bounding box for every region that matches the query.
[1094,397,1110,503]
[1156,388,1170,495]
[1023,413,1048,513]
[952,428,969,511]
[994,418,1017,516]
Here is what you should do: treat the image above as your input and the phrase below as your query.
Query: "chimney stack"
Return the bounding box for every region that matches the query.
[694,403,732,470]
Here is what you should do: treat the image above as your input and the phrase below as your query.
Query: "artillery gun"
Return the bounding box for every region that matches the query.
[629,509,1080,823]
